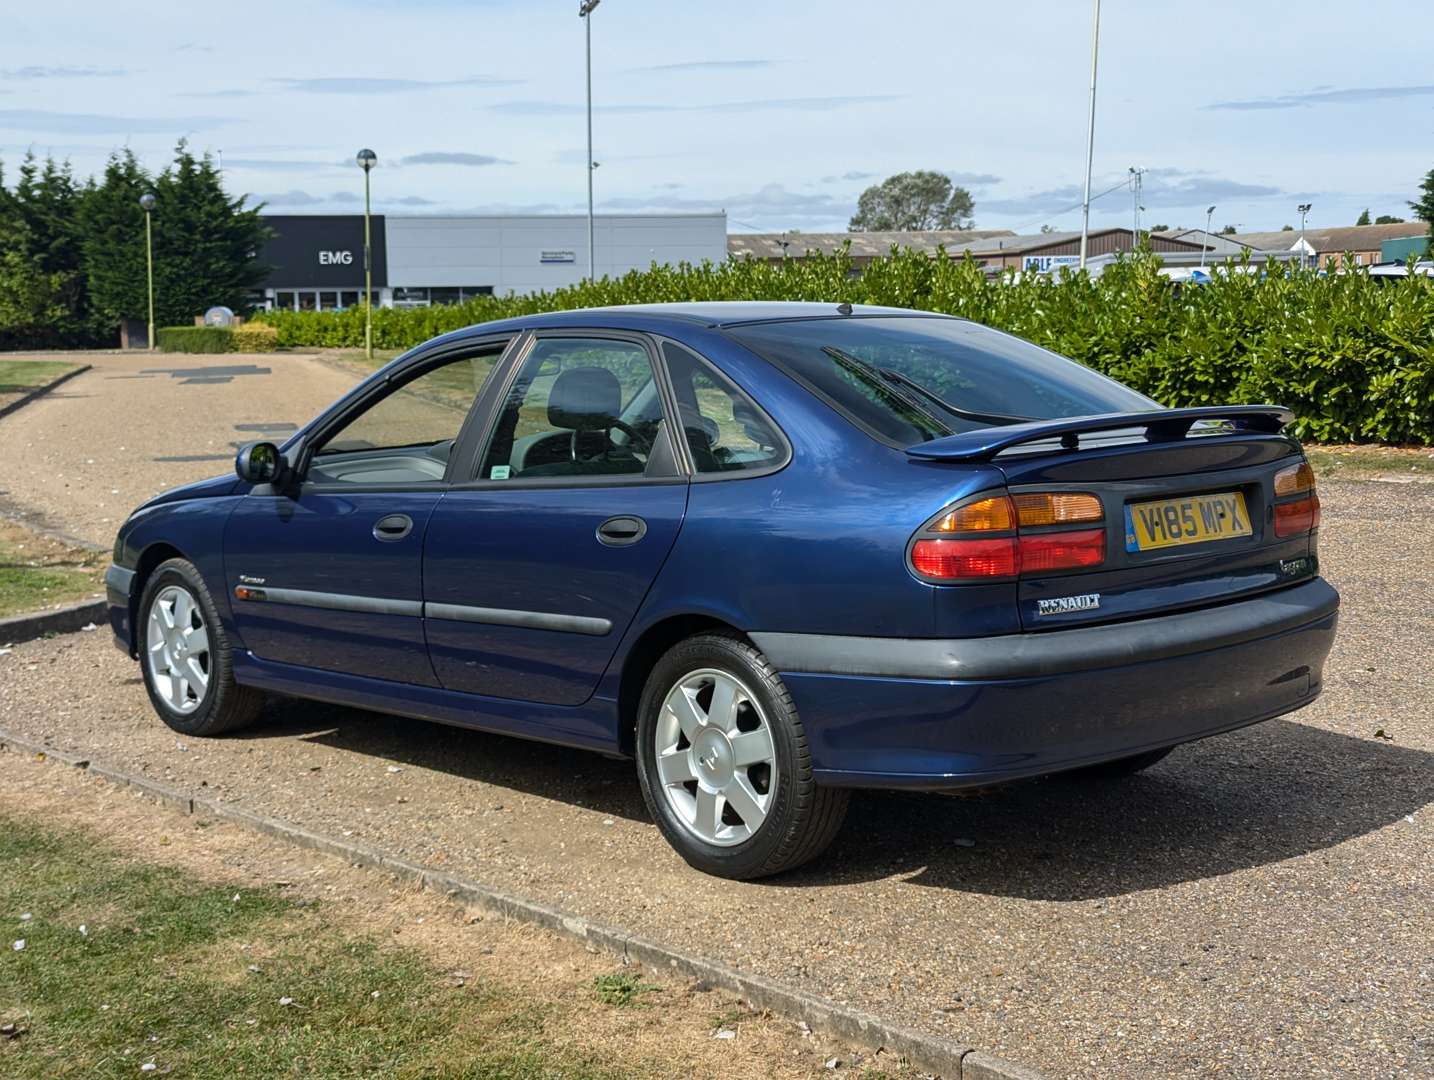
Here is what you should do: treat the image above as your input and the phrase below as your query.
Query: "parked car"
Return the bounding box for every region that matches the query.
[106,303,1338,879]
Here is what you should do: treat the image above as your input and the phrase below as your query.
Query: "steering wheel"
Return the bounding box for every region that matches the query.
[568,419,653,462]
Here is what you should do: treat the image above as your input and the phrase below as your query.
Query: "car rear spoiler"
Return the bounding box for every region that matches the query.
[905,405,1295,463]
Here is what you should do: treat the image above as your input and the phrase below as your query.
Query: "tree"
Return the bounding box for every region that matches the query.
[0,214,70,350]
[1410,168,1434,247]
[11,153,91,343]
[79,149,153,330]
[849,171,974,231]
[1219,224,1238,235]
[151,141,271,323]
[78,143,272,337]
[1281,224,1294,231]
[1355,208,1371,226]
[1375,214,1406,224]
[1148,223,1170,233]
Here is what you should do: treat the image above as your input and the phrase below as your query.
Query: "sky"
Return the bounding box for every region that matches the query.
[2,0,1431,236]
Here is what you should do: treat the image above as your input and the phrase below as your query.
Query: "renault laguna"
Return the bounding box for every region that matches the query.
[106,303,1339,878]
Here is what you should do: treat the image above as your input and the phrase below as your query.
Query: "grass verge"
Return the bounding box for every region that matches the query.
[0,796,918,1080]
[0,361,79,394]
[0,521,102,619]
[1306,445,1434,479]
[0,811,648,1079]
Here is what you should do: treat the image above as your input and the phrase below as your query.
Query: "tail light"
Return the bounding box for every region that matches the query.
[910,491,1106,582]
[1272,461,1320,537]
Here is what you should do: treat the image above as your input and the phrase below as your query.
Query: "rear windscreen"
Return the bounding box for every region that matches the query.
[725,316,1158,446]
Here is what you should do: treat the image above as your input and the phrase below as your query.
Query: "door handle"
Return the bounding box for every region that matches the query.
[596,515,647,546]
[373,513,414,542]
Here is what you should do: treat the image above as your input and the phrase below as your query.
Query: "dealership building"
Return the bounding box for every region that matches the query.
[256,212,727,311]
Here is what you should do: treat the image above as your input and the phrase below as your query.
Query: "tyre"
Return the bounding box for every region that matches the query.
[635,632,849,879]
[1061,746,1174,780]
[138,558,265,737]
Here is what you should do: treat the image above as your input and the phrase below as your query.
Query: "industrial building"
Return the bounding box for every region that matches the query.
[256,212,727,311]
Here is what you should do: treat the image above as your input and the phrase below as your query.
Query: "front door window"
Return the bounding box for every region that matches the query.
[309,345,505,486]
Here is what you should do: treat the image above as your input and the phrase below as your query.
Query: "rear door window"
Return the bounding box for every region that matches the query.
[478,337,669,482]
[725,317,1157,447]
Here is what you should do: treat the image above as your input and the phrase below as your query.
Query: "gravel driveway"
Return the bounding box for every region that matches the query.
[0,350,354,547]
[0,353,1430,1078]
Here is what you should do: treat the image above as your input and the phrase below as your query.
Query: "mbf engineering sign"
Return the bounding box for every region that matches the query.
[257,215,387,288]
[1023,255,1081,275]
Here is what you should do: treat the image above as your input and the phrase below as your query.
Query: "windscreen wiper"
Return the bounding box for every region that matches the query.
[820,346,950,433]
[821,346,1033,428]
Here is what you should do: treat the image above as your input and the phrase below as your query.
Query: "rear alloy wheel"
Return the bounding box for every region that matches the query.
[138,559,264,737]
[636,633,848,879]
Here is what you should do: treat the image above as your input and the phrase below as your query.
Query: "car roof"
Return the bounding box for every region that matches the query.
[424,302,956,347]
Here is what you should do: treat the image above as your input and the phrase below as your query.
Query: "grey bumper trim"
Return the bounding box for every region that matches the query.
[424,601,612,637]
[752,578,1339,681]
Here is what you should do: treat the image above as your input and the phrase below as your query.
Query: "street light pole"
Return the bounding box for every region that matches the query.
[1078,0,1100,271]
[1297,203,1312,271]
[139,192,156,351]
[1201,205,1215,270]
[356,149,377,360]
[580,0,601,282]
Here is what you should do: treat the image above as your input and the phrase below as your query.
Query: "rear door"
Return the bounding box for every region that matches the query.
[422,331,688,707]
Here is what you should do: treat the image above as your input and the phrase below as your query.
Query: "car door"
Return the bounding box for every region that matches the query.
[223,339,511,685]
[422,331,689,707]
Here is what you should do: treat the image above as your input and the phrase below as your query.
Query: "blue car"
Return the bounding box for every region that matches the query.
[107,303,1338,878]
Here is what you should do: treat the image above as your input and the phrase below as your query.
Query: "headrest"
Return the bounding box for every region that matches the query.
[548,366,621,431]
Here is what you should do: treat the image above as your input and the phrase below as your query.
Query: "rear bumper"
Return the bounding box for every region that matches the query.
[105,564,136,655]
[752,578,1339,790]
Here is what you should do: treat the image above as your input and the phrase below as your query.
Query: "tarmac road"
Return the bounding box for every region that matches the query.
[0,348,1430,1078]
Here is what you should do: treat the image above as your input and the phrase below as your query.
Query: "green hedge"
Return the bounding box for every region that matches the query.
[255,249,1434,444]
[156,325,232,353]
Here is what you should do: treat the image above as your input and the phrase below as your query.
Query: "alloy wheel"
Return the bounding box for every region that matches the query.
[654,668,778,846]
[146,584,211,715]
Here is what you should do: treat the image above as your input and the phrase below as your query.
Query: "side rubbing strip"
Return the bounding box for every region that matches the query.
[424,601,612,637]
[233,585,422,618]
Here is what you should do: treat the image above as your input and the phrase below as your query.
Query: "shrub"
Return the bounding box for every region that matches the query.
[230,321,279,353]
[156,325,233,353]
[253,249,1434,444]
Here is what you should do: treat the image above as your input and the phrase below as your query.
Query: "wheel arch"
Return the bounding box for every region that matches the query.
[616,612,749,758]
[127,541,188,655]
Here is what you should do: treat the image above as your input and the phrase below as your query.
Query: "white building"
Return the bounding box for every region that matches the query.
[257,212,727,311]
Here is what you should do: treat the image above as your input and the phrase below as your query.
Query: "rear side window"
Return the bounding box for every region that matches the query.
[661,342,787,475]
[725,317,1157,447]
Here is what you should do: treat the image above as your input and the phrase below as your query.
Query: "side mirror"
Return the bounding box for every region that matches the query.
[235,441,288,487]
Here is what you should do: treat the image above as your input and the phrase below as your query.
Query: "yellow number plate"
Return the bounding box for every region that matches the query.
[1124,491,1251,552]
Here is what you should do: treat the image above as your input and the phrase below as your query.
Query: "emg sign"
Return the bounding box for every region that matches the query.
[256,215,386,288]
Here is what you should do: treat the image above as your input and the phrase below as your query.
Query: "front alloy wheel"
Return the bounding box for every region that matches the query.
[137,558,264,737]
[146,585,211,715]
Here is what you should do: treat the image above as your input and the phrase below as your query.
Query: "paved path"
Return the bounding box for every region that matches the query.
[1,356,1431,1077]
[0,350,355,547]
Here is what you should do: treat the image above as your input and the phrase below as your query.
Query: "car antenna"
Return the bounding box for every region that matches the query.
[836,301,853,315]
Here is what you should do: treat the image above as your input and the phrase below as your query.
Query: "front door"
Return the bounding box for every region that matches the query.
[223,342,508,685]
[423,334,688,709]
